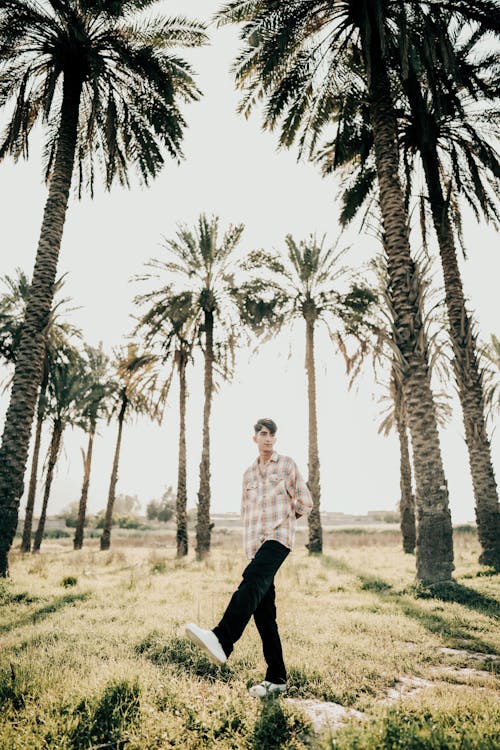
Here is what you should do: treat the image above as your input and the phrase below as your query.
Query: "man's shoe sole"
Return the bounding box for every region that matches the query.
[185,625,226,665]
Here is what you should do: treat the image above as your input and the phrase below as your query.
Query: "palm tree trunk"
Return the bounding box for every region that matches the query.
[21,375,48,553]
[33,421,63,552]
[74,420,96,551]
[363,17,454,583]
[392,368,416,554]
[100,397,127,551]
[176,353,188,557]
[304,313,322,553]
[196,308,214,559]
[412,105,500,569]
[0,72,83,576]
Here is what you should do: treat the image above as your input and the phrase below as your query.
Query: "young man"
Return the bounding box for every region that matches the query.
[185,417,313,697]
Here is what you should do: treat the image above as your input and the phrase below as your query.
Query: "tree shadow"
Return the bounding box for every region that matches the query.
[410,581,500,620]
[327,556,498,655]
[0,592,91,635]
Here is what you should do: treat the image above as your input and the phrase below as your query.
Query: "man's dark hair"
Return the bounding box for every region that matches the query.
[254,418,277,435]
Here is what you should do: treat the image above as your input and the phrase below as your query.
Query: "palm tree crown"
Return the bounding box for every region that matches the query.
[0,0,208,190]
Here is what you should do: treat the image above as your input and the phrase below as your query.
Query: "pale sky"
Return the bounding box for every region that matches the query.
[0,1,498,525]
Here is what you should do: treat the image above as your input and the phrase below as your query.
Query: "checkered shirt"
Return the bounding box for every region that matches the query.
[241,452,313,559]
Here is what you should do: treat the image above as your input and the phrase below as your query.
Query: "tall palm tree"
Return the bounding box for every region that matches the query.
[216,0,497,582]
[359,253,453,554]
[238,234,375,554]
[0,269,79,552]
[400,16,500,569]
[74,343,112,550]
[0,0,207,576]
[33,346,88,552]
[133,289,199,557]
[316,23,500,568]
[146,214,245,559]
[99,346,154,551]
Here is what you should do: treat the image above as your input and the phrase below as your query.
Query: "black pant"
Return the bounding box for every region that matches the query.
[212,540,290,683]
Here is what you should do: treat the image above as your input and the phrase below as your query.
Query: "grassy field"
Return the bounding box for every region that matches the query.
[1,527,499,749]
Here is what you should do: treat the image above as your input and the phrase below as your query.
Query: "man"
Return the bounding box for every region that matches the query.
[185,417,313,697]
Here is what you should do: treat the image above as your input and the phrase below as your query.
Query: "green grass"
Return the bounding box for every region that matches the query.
[0,528,498,748]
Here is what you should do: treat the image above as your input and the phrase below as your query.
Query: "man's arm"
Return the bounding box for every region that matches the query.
[287,460,313,519]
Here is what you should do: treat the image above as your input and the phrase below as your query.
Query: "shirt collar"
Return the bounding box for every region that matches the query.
[254,451,279,470]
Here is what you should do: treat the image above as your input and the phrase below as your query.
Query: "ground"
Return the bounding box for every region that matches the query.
[0,526,498,748]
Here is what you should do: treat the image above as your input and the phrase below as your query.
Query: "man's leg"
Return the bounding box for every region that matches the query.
[213,540,289,657]
[253,582,287,684]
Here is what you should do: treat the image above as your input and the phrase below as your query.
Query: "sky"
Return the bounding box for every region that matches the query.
[0,1,498,525]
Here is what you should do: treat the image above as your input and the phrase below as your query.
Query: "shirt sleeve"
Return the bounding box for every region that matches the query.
[286,460,313,518]
[240,477,246,519]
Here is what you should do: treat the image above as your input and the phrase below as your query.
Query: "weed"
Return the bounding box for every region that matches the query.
[0,581,38,605]
[150,559,168,575]
[0,664,32,711]
[61,576,78,588]
[359,577,392,593]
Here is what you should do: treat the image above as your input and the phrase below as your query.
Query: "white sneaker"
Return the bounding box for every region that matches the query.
[185,623,227,665]
[248,680,287,698]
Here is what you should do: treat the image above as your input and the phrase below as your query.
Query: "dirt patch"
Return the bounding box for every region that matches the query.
[285,698,366,732]
[438,647,500,664]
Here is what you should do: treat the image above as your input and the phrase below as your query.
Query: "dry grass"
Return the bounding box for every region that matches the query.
[1,528,498,748]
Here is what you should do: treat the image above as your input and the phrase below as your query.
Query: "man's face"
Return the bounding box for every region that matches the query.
[253,426,277,453]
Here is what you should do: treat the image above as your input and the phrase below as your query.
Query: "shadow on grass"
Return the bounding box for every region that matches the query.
[324,555,498,655]
[252,695,312,750]
[0,592,91,635]
[409,581,500,620]
[69,679,140,750]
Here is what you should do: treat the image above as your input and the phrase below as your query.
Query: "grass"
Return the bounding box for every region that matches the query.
[0,527,498,748]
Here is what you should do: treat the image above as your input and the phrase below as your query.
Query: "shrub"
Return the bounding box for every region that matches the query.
[43,528,71,539]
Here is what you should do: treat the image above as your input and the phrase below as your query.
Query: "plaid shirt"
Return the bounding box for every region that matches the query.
[241,452,313,559]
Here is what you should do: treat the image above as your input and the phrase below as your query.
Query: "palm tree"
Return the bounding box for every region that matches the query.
[399,17,500,569]
[33,346,88,552]
[74,343,112,550]
[215,0,497,582]
[0,269,79,552]
[316,23,500,568]
[99,346,154,551]
[360,253,453,554]
[238,234,375,554]
[146,214,245,559]
[0,0,207,576]
[133,289,199,557]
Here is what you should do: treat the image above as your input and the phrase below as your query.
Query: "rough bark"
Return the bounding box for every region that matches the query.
[176,353,188,557]
[100,397,126,551]
[405,69,500,569]
[33,421,63,552]
[196,308,213,559]
[363,15,454,583]
[304,310,322,553]
[0,72,82,576]
[392,368,416,554]
[74,421,95,550]
[21,376,48,553]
